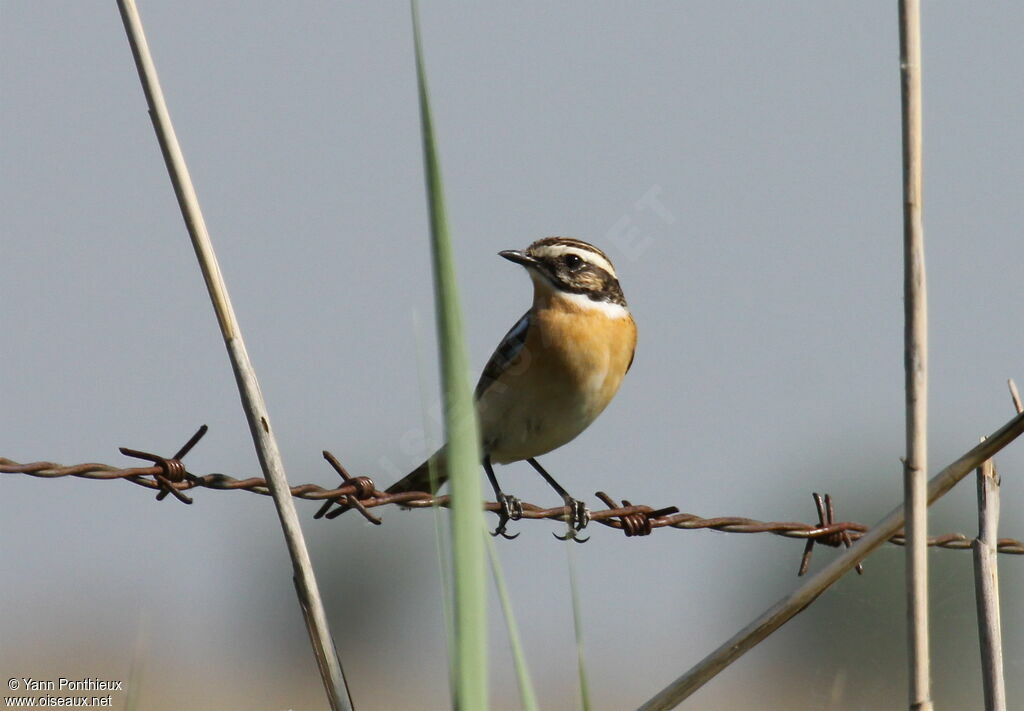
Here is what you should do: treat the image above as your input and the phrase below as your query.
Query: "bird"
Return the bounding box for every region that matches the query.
[382,236,637,540]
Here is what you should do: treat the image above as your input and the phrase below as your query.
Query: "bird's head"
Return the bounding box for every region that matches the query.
[499,237,626,307]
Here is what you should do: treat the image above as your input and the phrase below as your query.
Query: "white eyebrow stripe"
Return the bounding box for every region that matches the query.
[533,244,617,278]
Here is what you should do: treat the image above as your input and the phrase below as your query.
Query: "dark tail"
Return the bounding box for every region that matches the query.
[385,448,449,495]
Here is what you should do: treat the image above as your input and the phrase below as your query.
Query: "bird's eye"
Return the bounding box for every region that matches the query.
[563,254,584,270]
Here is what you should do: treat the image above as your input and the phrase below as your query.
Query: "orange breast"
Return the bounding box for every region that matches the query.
[527,304,636,411]
[478,294,636,463]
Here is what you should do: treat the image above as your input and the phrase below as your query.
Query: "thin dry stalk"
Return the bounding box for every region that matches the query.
[973,449,1005,711]
[1009,379,1022,415]
[898,1,931,709]
[976,381,1024,710]
[115,2,352,708]
[636,410,1024,711]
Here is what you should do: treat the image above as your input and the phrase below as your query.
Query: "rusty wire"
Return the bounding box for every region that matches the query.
[0,427,376,510]
[3,426,1022,574]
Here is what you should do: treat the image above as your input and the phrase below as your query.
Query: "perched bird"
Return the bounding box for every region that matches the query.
[386,236,637,540]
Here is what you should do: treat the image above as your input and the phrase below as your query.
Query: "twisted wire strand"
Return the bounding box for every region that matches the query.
[3,455,1020,554]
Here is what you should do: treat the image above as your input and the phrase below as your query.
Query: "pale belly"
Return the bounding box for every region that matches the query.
[477,357,619,464]
[480,397,590,464]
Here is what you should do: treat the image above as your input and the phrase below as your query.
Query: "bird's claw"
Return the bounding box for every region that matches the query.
[553,499,590,543]
[553,530,589,543]
[492,525,520,540]
[490,493,523,539]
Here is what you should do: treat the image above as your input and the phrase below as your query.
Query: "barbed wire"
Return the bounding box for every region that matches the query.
[2,426,1020,575]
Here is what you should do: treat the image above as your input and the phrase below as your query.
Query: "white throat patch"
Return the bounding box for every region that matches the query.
[554,290,631,318]
[528,270,629,318]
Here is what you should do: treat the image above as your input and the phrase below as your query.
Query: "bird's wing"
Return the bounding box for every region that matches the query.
[474,311,531,400]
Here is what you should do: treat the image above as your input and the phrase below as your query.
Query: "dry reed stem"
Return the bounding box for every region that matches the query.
[115,2,352,708]
[898,1,931,708]
[973,449,1004,711]
[636,409,1024,711]
[975,381,1024,709]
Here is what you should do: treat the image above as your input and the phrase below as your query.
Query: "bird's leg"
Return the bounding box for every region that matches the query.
[485,456,522,539]
[526,458,589,542]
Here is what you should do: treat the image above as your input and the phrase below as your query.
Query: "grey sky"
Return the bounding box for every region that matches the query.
[3,3,1023,709]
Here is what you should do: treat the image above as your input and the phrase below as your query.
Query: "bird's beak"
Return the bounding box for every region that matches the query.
[499,249,537,268]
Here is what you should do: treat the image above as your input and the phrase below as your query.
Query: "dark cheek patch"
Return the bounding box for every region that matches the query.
[539,261,627,306]
[579,270,602,290]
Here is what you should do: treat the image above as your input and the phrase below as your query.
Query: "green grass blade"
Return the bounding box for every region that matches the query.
[486,535,540,711]
[412,309,458,698]
[411,2,488,709]
[566,544,592,711]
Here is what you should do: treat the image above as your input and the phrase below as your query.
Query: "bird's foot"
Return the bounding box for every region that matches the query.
[553,498,590,543]
[490,492,524,539]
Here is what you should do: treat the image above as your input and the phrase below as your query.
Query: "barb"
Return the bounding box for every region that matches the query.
[314,451,381,525]
[118,424,208,504]
[798,493,863,576]
[3,441,1022,561]
[596,491,679,537]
